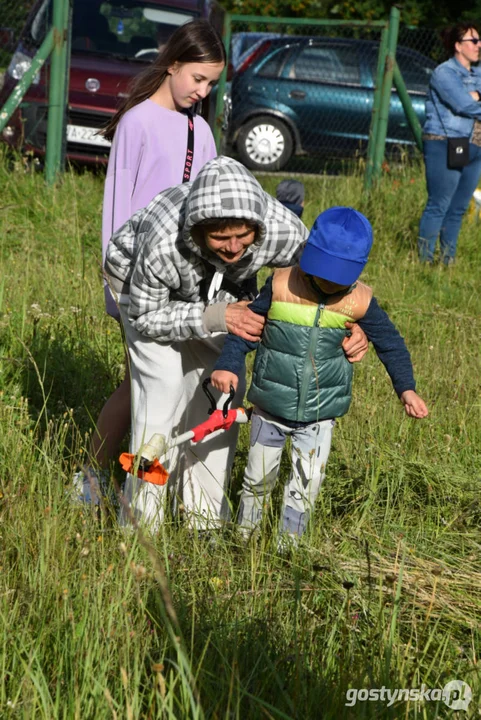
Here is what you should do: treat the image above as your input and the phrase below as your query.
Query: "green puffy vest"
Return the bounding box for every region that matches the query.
[247,266,372,423]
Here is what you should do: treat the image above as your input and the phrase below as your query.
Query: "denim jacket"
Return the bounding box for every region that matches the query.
[423,57,481,139]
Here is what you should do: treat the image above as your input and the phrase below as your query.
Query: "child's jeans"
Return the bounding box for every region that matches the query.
[238,409,335,536]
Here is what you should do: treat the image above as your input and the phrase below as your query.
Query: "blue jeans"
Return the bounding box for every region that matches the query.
[418,139,481,263]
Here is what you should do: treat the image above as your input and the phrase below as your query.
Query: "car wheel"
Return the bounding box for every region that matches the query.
[237,115,293,171]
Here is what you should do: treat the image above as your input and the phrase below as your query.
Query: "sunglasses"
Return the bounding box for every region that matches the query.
[461,37,481,45]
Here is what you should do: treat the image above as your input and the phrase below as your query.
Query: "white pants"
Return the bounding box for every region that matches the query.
[119,307,245,530]
[238,410,335,536]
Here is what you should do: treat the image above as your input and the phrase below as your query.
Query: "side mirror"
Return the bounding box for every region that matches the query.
[0,27,15,52]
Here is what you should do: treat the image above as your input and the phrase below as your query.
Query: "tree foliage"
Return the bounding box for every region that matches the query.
[222,0,481,28]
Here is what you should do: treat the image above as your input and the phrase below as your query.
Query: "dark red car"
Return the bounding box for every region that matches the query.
[0,0,223,164]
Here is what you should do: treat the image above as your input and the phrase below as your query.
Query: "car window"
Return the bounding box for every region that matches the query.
[256,46,292,78]
[367,46,434,93]
[291,44,361,84]
[231,32,284,68]
[396,49,434,92]
[26,0,192,58]
[31,0,50,44]
[69,1,194,60]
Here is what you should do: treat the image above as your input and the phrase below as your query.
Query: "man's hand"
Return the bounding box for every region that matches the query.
[211,370,239,393]
[225,301,265,341]
[400,390,429,419]
[342,322,369,363]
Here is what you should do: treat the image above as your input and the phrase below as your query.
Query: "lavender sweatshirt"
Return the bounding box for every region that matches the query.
[102,98,217,317]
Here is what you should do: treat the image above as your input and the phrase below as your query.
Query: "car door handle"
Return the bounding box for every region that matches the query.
[289,90,306,99]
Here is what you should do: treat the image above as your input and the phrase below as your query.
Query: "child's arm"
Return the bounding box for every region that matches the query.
[211,276,274,394]
[400,390,429,418]
[358,297,428,419]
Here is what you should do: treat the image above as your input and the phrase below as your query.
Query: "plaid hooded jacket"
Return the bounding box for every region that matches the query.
[104,156,308,342]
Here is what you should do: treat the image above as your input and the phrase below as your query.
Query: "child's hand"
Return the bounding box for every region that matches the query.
[343,322,369,363]
[400,390,429,419]
[211,370,239,394]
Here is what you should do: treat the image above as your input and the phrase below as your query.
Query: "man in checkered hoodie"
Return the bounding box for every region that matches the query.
[105,156,367,529]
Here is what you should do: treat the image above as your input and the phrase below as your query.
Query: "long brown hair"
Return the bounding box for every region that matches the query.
[102,19,225,140]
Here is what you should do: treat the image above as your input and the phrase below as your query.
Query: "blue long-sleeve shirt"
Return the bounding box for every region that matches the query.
[214,275,416,398]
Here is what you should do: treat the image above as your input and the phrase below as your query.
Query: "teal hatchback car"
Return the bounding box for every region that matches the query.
[229,36,436,171]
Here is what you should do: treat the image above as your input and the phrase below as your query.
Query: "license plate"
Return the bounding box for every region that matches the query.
[66,124,111,147]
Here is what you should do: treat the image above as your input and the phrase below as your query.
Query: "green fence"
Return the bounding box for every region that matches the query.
[214,10,444,183]
[0,0,71,183]
[1,2,445,188]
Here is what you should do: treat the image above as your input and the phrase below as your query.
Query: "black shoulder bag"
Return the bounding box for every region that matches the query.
[182,112,195,182]
[433,92,470,169]
[447,136,469,169]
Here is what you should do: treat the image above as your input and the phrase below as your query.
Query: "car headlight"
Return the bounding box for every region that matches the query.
[7,51,40,85]
[2,126,16,139]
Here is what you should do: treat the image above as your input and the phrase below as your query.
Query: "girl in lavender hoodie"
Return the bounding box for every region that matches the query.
[75,20,225,503]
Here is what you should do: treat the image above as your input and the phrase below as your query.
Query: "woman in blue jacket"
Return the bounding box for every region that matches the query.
[418,22,481,265]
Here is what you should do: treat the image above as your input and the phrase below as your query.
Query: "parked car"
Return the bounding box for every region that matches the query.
[210,32,283,126]
[0,0,223,164]
[230,32,283,73]
[208,32,280,136]
[228,36,436,171]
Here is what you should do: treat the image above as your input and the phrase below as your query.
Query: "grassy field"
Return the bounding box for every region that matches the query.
[0,152,480,719]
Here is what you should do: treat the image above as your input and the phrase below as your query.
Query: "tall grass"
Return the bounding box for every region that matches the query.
[0,152,480,718]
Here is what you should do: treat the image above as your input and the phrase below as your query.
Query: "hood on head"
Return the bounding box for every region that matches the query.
[183,156,268,264]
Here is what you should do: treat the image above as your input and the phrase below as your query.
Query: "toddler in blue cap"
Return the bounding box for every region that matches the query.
[211,206,428,542]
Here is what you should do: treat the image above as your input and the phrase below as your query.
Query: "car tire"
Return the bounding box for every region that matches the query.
[237,115,293,171]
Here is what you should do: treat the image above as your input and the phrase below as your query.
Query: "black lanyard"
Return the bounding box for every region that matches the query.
[182,113,194,183]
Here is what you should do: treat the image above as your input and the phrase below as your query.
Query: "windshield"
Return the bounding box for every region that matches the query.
[30,1,196,60]
[31,0,50,44]
[74,1,195,60]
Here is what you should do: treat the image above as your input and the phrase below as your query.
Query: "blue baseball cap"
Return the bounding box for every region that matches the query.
[300,206,373,285]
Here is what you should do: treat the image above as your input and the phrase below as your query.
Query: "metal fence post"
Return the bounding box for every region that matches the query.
[392,61,423,151]
[364,24,388,191]
[370,5,401,185]
[45,0,71,185]
[213,12,232,153]
[0,29,54,133]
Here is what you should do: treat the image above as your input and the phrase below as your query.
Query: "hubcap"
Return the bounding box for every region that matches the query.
[244,123,285,165]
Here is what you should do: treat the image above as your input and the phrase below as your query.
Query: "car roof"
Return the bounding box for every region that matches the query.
[246,35,436,68]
